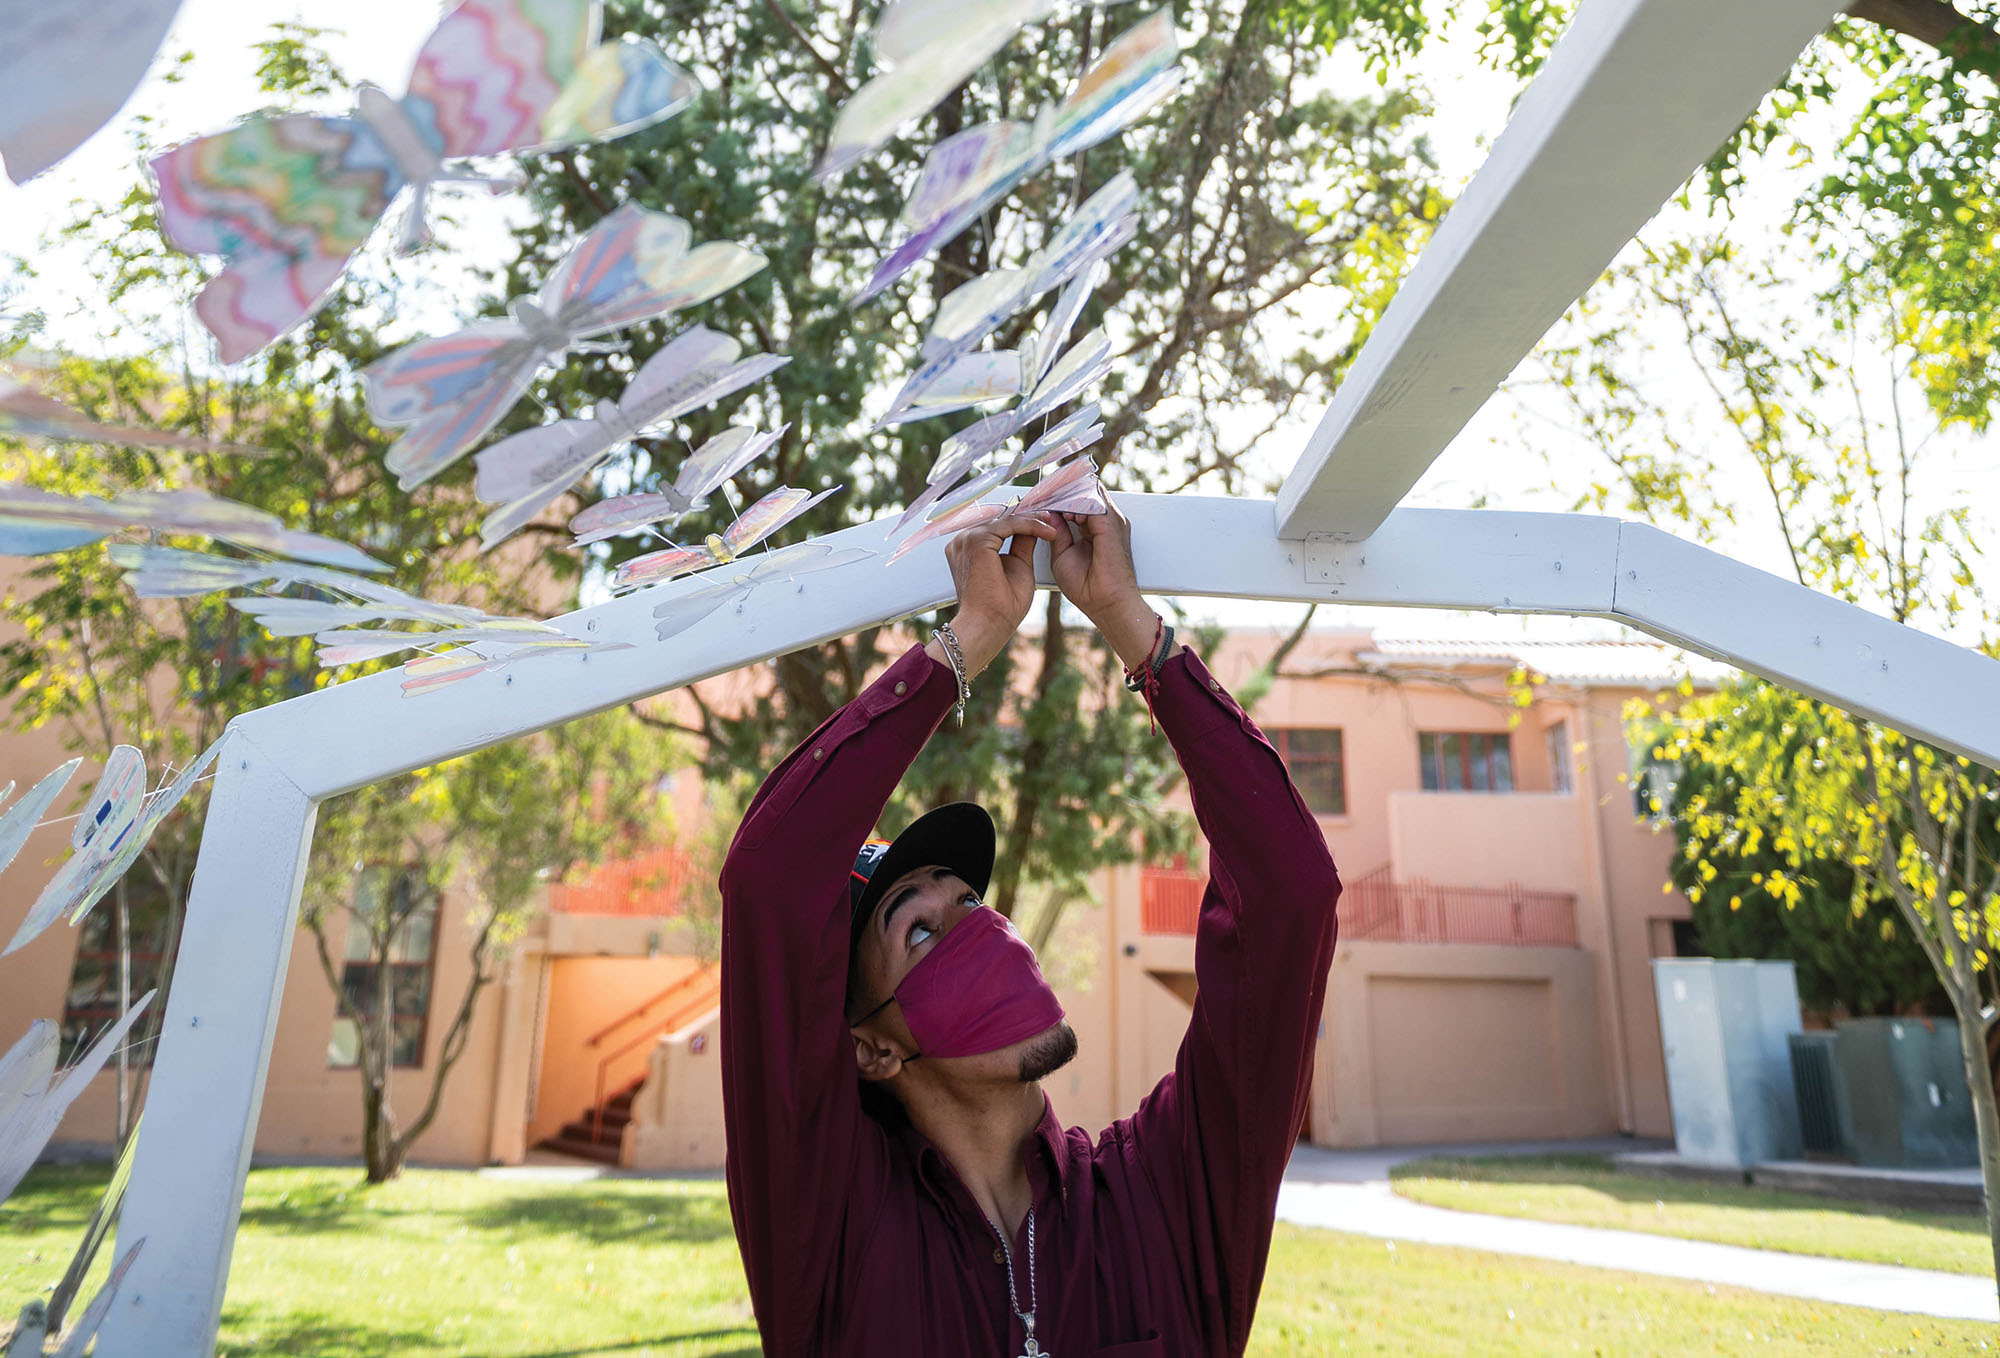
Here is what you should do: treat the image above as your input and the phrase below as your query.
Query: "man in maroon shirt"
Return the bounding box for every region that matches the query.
[719,500,1341,1356]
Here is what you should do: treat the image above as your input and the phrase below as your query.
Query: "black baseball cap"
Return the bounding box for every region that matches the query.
[849,802,996,952]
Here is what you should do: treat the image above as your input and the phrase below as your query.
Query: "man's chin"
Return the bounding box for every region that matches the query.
[1017,1021,1079,1084]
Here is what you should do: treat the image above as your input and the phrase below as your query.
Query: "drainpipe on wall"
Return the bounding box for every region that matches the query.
[1578,696,1636,1134]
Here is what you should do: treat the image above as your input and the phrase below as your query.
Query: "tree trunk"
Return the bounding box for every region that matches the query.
[360,1074,403,1183]
[1949,987,2000,1303]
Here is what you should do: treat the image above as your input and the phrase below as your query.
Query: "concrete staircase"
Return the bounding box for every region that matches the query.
[538,1078,644,1165]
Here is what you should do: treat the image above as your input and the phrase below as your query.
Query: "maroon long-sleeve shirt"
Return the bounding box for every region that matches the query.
[719,642,1341,1356]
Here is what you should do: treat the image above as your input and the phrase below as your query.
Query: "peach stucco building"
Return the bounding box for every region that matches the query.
[0,623,1722,1170]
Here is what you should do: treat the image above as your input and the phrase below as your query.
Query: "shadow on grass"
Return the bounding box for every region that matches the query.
[0,1165,114,1230]
[235,1181,735,1246]
[463,1327,761,1357]
[1390,1153,1986,1233]
[219,1308,440,1356]
[458,1189,735,1246]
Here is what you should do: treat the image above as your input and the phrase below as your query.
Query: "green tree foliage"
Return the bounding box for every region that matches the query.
[1552,154,2000,1302]
[415,0,1449,932]
[1659,709,1948,1017]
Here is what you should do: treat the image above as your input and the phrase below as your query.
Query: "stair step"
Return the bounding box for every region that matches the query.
[539,1134,621,1165]
[559,1118,625,1144]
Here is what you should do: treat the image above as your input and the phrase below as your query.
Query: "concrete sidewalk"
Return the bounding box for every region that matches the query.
[1278,1140,1998,1324]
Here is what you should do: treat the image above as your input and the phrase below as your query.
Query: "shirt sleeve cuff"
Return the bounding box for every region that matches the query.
[1150,647,1245,739]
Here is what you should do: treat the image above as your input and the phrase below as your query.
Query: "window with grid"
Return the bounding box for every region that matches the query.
[60,874,171,1065]
[1272,728,1346,816]
[1418,731,1515,792]
[327,867,439,1069]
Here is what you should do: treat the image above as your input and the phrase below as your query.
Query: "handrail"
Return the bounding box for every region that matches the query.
[589,970,721,1140]
[584,965,715,1049]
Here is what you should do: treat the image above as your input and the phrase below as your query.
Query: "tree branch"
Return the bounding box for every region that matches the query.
[1846,0,2000,60]
[762,0,852,97]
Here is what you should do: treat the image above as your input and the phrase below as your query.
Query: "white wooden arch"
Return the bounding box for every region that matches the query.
[99,0,1981,1350]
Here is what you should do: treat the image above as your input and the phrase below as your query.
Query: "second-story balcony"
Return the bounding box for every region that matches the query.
[1138,864,1578,947]
[549,845,695,917]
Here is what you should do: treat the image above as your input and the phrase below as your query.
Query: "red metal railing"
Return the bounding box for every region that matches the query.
[1339,867,1578,947]
[1140,865,1205,935]
[549,845,695,917]
[1136,865,1578,947]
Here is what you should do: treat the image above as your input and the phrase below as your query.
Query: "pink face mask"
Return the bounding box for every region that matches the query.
[887,905,1065,1060]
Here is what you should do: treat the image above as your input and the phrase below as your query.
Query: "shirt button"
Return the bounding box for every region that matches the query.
[812,748,825,761]
[894,681,907,695]
[1209,678,1222,691]
[992,1248,1004,1265]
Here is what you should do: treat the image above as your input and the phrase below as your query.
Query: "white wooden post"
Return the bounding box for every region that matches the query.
[95,732,317,1358]
[1273,0,1849,542]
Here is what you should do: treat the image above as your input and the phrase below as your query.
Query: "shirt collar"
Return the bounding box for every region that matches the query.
[888,1092,1074,1215]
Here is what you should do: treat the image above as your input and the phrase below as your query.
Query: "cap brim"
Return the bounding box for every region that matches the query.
[851,802,996,947]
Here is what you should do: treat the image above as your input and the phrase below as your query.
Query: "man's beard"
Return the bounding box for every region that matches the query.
[1017,1021,1079,1083]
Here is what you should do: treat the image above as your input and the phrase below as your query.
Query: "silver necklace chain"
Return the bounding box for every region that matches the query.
[990,1207,1045,1358]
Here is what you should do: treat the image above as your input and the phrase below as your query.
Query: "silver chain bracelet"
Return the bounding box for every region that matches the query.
[934,623,971,727]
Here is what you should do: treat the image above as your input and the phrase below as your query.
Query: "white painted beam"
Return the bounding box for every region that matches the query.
[96,734,317,1358]
[232,497,1625,801]
[1273,0,1847,542]
[1610,523,2000,766]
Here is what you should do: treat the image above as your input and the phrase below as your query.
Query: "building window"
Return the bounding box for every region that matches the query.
[328,867,439,1069]
[1628,736,1682,823]
[1418,732,1514,792]
[1272,728,1346,816]
[60,874,171,1065]
[1545,721,1573,794]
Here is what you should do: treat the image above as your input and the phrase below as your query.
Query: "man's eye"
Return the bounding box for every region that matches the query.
[909,922,935,947]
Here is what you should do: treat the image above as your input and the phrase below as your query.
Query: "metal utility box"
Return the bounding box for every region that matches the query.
[1834,1017,1979,1168]
[1653,959,1805,1167]
[1787,1031,1852,1158]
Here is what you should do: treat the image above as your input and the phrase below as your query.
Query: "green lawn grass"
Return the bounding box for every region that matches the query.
[1390,1153,1991,1277]
[2,1164,1992,1356]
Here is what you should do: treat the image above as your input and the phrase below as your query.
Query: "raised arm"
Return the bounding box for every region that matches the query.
[1050,503,1342,1351]
[718,510,1061,1347]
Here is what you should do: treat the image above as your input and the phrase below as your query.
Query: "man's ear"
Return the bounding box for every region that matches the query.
[854,1027,913,1083]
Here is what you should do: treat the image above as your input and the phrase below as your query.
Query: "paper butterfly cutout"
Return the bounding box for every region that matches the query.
[0,376,266,459]
[920,171,1137,362]
[892,321,1111,529]
[4,741,219,956]
[0,758,82,886]
[0,998,153,1205]
[0,0,184,183]
[473,324,790,551]
[854,10,1179,304]
[107,542,605,697]
[817,0,1058,179]
[363,204,767,489]
[650,542,878,641]
[0,482,386,570]
[610,485,842,591]
[887,455,1106,563]
[569,423,786,545]
[879,257,1108,429]
[150,0,700,363]
[107,541,571,662]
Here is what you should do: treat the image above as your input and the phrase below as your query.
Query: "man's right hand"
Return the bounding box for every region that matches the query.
[932,511,1063,677]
